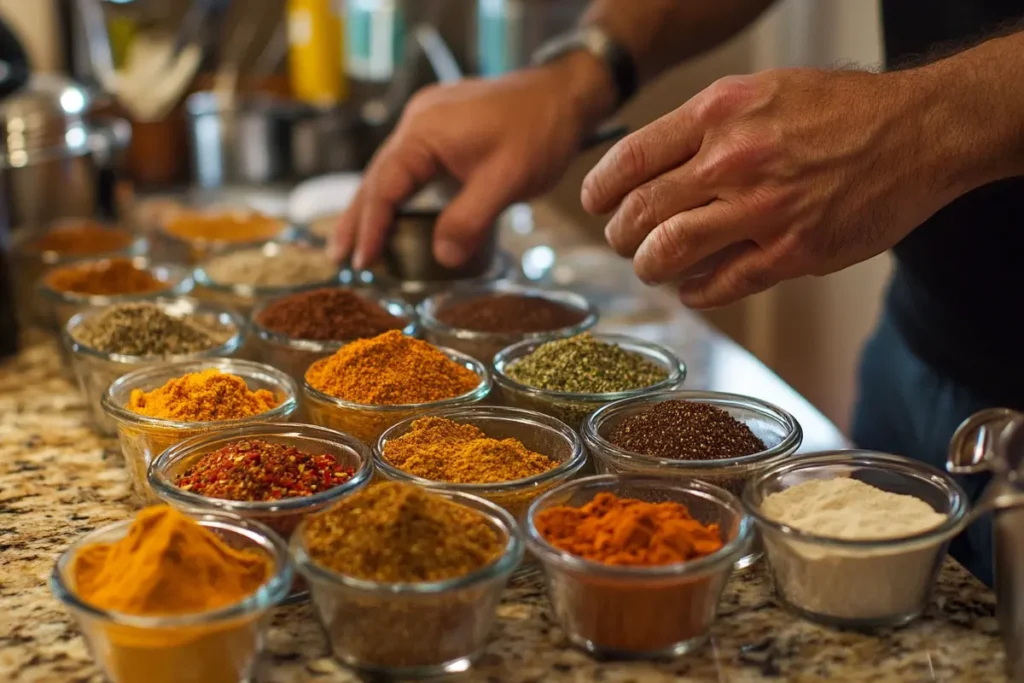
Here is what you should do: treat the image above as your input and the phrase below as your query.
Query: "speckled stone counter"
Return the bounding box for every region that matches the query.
[1,328,1004,683]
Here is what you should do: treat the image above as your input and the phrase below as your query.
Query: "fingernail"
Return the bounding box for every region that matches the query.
[352,252,367,271]
[581,185,594,212]
[435,240,466,267]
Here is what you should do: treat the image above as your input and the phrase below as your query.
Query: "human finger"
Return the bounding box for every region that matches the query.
[329,191,363,263]
[677,242,784,309]
[632,200,749,285]
[434,158,522,267]
[581,101,703,215]
[604,163,715,258]
[353,135,438,270]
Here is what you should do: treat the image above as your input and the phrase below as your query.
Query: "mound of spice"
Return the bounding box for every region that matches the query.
[382,416,558,484]
[72,302,231,356]
[73,506,271,615]
[304,482,503,582]
[305,330,480,405]
[536,491,723,566]
[25,221,133,256]
[507,333,666,394]
[257,288,405,341]
[435,293,587,334]
[164,210,285,243]
[203,243,338,288]
[45,258,168,296]
[176,439,354,501]
[609,401,767,461]
[128,368,279,421]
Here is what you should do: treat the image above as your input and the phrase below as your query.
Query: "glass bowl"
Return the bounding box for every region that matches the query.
[303,348,492,443]
[50,510,292,683]
[158,210,293,265]
[40,257,194,333]
[292,490,523,677]
[492,333,686,429]
[249,291,416,392]
[417,282,599,363]
[192,241,346,317]
[742,451,968,629]
[526,474,752,658]
[375,406,586,520]
[65,298,246,437]
[102,359,298,506]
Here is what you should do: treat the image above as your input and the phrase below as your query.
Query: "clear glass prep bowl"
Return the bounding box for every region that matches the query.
[375,406,586,520]
[742,451,968,629]
[249,290,416,393]
[491,333,686,429]
[417,282,598,363]
[303,347,492,443]
[292,490,523,677]
[525,474,752,658]
[65,298,246,436]
[50,510,292,683]
[192,241,347,317]
[102,359,298,506]
[157,210,293,265]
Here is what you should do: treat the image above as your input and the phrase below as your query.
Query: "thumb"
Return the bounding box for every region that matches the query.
[433,160,521,268]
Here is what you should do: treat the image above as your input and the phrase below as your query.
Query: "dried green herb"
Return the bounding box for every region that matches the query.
[72,303,231,356]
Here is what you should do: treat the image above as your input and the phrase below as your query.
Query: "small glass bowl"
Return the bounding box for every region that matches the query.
[365,250,517,305]
[303,348,492,443]
[40,257,194,333]
[250,291,416,392]
[492,333,686,429]
[417,282,599,363]
[526,474,752,658]
[50,510,292,683]
[293,490,523,677]
[192,241,346,317]
[375,406,586,520]
[102,359,298,506]
[743,451,968,629]
[65,298,246,437]
[159,211,293,265]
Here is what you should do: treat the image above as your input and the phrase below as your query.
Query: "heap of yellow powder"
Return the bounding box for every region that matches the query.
[127,368,278,422]
[73,506,271,615]
[383,416,559,483]
[305,330,480,405]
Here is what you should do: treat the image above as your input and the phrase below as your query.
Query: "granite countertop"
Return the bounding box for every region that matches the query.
[0,324,1004,683]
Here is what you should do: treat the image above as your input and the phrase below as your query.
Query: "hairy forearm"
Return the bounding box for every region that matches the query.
[915,30,1024,195]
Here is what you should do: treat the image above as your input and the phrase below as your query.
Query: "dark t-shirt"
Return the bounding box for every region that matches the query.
[881,0,1024,407]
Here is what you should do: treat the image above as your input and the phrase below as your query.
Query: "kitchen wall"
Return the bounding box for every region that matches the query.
[546,0,890,434]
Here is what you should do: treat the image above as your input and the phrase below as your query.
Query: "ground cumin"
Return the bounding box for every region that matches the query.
[44,258,167,296]
[383,416,557,484]
[305,330,480,405]
[303,482,503,582]
[127,369,278,422]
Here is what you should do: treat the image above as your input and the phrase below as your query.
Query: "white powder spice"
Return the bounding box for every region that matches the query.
[759,476,953,623]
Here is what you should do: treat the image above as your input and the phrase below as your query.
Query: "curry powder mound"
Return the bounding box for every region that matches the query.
[127,368,278,422]
[303,482,503,582]
[304,330,480,405]
[382,416,558,484]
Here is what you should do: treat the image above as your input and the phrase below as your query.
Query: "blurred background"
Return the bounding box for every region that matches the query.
[0,0,887,434]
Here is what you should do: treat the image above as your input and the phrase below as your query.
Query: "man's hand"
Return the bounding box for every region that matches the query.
[581,67,963,308]
[335,53,614,270]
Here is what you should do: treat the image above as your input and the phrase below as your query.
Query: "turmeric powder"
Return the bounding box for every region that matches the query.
[73,506,271,615]
[305,330,481,405]
[127,368,278,422]
[534,492,723,566]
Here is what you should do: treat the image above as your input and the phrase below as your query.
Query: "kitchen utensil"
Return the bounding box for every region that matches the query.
[948,409,1024,682]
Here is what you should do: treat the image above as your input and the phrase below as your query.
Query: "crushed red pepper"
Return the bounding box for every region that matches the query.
[175,439,355,501]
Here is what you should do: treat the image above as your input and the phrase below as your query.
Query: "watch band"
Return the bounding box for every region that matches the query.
[530,26,638,108]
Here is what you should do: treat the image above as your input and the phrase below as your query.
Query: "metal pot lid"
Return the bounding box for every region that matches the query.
[0,74,93,166]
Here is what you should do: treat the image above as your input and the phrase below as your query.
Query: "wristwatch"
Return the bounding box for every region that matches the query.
[530,26,638,109]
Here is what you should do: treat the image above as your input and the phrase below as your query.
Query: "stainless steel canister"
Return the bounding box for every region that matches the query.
[949,408,1024,681]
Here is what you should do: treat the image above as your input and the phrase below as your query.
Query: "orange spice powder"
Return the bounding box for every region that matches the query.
[127,369,278,422]
[164,210,285,243]
[45,258,167,296]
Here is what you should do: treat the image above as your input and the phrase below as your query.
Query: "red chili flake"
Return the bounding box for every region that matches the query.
[175,439,355,501]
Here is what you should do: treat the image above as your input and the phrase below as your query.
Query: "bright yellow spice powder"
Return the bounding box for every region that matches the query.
[127,369,278,422]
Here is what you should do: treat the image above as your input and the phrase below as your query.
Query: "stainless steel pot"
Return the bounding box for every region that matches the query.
[949,409,1024,681]
[0,74,130,232]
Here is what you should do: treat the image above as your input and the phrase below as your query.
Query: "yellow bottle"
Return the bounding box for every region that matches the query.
[287,0,347,106]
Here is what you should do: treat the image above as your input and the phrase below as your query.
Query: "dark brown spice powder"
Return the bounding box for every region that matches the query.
[256,288,405,341]
[608,401,767,461]
[435,293,586,334]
